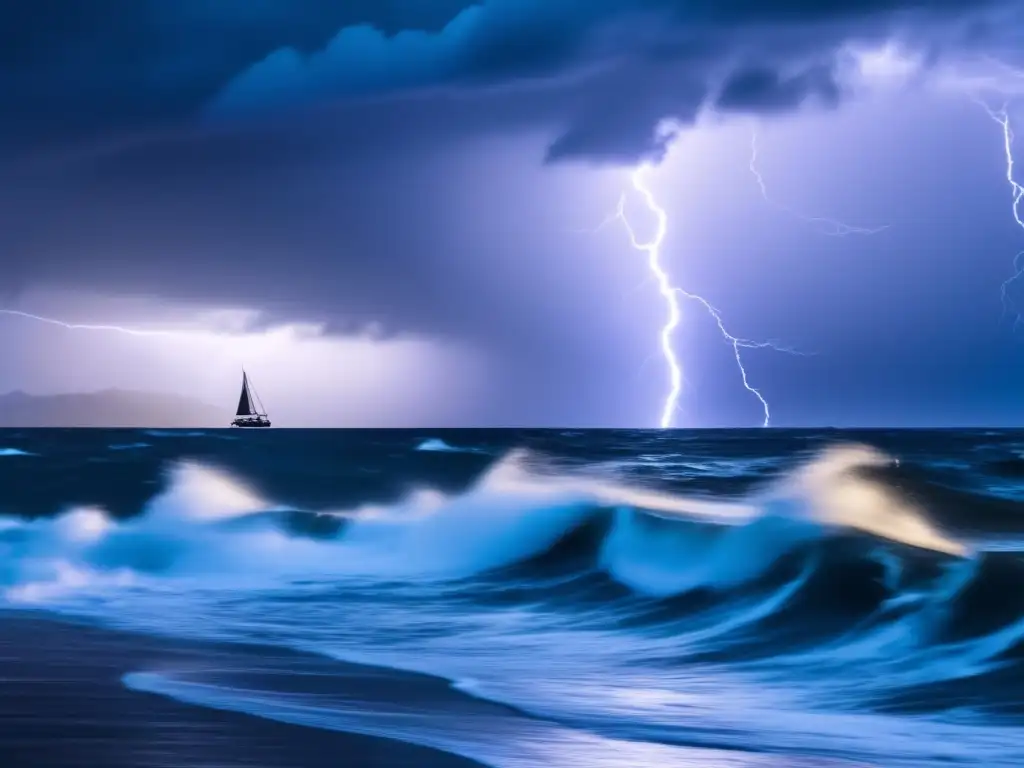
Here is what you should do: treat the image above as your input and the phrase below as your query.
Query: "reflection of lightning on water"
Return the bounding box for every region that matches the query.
[749,128,889,237]
[614,165,800,428]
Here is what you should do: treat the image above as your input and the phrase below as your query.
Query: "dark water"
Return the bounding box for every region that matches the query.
[1,428,1023,766]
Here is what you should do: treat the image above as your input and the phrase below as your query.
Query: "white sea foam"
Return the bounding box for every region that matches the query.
[0,444,966,602]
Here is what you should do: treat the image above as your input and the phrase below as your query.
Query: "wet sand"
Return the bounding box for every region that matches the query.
[0,613,486,768]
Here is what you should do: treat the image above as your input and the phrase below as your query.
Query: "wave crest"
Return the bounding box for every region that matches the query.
[0,443,967,601]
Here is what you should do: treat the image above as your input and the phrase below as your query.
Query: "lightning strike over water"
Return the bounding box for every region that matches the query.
[615,167,681,428]
[976,100,1024,328]
[0,309,180,337]
[749,129,889,237]
[614,166,794,428]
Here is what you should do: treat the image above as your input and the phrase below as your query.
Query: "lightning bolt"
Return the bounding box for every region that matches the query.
[614,168,681,428]
[749,128,889,237]
[614,165,799,428]
[975,100,1024,330]
[0,309,180,337]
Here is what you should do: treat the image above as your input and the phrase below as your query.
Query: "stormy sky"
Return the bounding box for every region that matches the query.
[3,0,1024,427]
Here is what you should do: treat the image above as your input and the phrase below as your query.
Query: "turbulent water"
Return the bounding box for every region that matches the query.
[1,428,1023,767]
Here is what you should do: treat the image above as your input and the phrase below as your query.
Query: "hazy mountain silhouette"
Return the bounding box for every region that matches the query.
[0,389,223,427]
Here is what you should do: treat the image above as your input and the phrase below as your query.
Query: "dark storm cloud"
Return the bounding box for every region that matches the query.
[0,0,472,147]
[0,0,1015,359]
[0,91,602,349]
[714,65,843,114]
[0,0,1005,160]
[204,0,1004,163]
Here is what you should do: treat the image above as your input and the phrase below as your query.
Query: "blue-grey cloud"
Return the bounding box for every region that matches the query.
[715,65,843,114]
[0,0,1008,163]
[0,0,1015,329]
[0,0,1016,350]
[204,0,1007,163]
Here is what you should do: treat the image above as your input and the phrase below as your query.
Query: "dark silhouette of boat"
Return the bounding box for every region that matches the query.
[231,370,271,428]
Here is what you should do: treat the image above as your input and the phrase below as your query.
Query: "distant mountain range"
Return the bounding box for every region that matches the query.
[0,389,224,428]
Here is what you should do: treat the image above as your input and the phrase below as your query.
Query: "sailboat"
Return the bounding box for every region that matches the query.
[231,370,271,428]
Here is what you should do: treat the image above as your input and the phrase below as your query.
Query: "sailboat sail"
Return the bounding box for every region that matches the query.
[231,370,271,427]
[236,373,254,416]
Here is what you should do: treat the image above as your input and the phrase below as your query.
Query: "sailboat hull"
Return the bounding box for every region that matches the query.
[231,417,272,428]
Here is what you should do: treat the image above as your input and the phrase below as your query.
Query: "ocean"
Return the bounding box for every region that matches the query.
[0,428,1022,767]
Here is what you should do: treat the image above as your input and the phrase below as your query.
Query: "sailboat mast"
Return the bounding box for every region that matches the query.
[246,372,267,416]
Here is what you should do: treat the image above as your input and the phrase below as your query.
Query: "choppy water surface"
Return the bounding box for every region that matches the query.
[1,428,1023,766]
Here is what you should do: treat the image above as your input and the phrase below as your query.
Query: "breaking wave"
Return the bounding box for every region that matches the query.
[0,444,965,593]
[3,431,1024,764]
